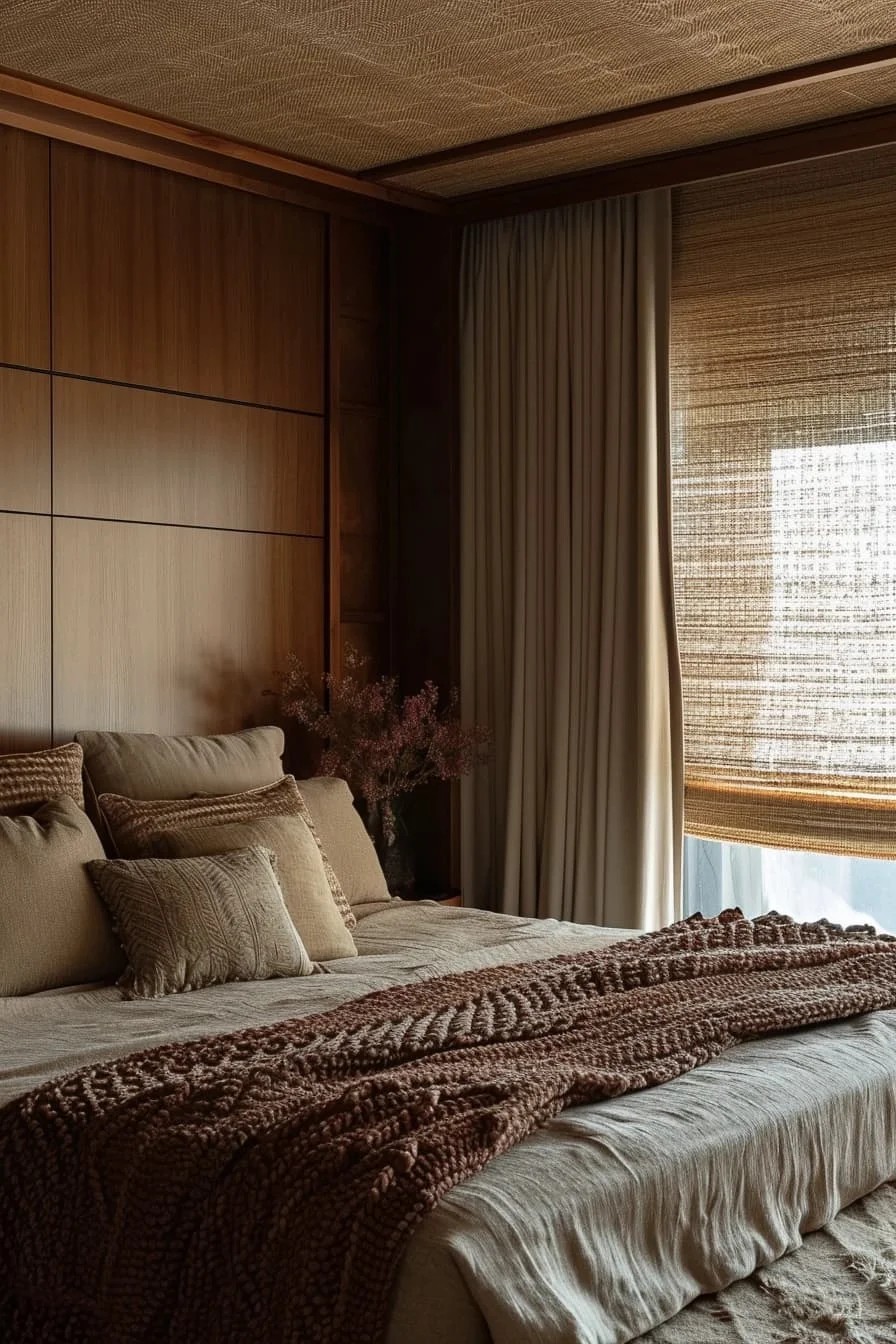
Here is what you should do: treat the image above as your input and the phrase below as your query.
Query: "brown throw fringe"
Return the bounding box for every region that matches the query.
[3,909,896,1344]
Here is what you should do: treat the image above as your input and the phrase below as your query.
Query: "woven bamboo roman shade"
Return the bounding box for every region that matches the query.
[671,144,896,858]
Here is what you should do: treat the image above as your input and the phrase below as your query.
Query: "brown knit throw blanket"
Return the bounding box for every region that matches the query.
[3,910,896,1344]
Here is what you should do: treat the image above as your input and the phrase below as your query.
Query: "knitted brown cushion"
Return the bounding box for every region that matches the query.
[98,775,356,930]
[87,847,312,999]
[0,742,85,815]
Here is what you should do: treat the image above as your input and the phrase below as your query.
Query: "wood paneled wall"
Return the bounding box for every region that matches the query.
[0,125,391,756]
[1,122,459,888]
[330,216,393,678]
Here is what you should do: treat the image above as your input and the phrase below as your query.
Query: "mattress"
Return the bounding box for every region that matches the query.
[3,902,896,1343]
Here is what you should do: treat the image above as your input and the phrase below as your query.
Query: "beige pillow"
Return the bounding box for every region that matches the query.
[0,797,123,995]
[161,815,357,962]
[97,775,356,931]
[76,726,285,801]
[0,742,85,815]
[87,847,311,999]
[297,777,391,916]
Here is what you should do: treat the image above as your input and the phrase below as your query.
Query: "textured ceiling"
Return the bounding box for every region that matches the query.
[390,64,896,196]
[1,1,896,196]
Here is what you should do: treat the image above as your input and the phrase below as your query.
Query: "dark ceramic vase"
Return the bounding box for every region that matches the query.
[365,798,415,894]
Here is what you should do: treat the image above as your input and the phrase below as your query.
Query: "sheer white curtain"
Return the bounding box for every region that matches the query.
[460,192,681,928]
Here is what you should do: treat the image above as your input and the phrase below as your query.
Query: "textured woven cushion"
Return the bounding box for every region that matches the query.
[76,726,284,802]
[0,742,85,815]
[161,815,357,962]
[0,797,123,995]
[296,777,390,915]
[87,848,312,999]
[97,775,356,930]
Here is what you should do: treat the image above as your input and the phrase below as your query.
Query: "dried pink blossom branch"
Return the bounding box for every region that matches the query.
[275,647,491,840]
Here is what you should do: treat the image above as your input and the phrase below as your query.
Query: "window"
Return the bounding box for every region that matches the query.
[671,145,896,923]
[684,838,896,933]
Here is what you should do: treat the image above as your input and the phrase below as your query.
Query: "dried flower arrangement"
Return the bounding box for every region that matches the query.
[275,647,490,889]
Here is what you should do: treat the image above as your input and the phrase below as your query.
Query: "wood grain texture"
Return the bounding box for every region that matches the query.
[0,512,51,753]
[340,409,388,535]
[336,219,390,313]
[337,315,388,407]
[326,216,343,683]
[340,533,386,614]
[0,126,49,369]
[339,411,389,613]
[0,368,51,514]
[53,378,324,535]
[330,215,393,680]
[53,518,324,742]
[51,143,326,411]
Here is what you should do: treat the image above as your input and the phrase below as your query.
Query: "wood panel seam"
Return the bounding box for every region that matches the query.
[48,139,54,743]
[50,513,325,541]
[0,361,327,418]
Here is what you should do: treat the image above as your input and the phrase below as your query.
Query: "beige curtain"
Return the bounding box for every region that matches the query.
[460,191,681,928]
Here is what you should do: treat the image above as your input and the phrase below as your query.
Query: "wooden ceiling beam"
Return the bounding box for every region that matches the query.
[0,68,446,219]
[453,103,896,221]
[364,41,896,183]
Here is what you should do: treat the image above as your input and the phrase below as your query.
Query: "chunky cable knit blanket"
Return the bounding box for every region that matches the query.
[3,909,896,1344]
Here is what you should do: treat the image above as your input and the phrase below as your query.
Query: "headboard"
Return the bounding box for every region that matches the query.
[0,128,393,753]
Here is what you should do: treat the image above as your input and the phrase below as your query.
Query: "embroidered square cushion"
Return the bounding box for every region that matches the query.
[87,847,312,999]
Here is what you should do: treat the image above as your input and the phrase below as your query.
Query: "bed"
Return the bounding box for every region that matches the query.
[4,899,896,1343]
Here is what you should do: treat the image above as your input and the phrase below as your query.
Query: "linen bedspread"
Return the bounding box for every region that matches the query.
[3,910,896,1343]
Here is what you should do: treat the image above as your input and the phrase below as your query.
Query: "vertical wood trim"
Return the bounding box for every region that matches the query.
[387,225,399,676]
[393,214,462,890]
[326,215,342,681]
[48,138,54,745]
[0,126,50,369]
[448,226,462,889]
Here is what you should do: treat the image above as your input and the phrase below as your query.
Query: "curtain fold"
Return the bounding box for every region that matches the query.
[460,191,681,928]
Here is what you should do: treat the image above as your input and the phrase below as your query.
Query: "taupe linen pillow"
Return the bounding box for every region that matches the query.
[161,814,357,962]
[97,775,356,931]
[87,847,312,999]
[0,742,85,815]
[0,797,123,995]
[296,778,391,917]
[76,726,285,801]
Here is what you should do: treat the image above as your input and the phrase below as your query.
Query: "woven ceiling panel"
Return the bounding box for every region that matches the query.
[1,1,895,190]
[387,65,896,196]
